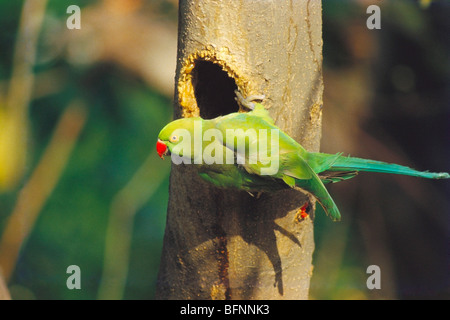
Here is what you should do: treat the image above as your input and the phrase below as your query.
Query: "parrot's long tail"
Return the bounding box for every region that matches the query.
[328,155,450,179]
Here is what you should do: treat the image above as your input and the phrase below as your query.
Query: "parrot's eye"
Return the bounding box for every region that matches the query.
[169,135,179,143]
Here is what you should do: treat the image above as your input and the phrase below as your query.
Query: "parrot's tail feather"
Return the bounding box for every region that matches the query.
[319,171,358,184]
[330,156,450,179]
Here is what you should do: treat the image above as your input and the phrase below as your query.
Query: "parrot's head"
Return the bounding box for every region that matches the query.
[156,118,200,159]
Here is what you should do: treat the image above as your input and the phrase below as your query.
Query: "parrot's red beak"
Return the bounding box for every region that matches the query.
[156,139,168,159]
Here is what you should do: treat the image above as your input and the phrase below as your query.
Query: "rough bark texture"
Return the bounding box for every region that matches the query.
[156,0,323,300]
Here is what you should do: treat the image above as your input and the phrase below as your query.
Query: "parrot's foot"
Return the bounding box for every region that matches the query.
[295,202,310,222]
[235,90,265,111]
[246,191,263,199]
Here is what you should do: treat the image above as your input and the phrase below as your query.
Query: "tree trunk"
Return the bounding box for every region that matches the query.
[156,0,323,300]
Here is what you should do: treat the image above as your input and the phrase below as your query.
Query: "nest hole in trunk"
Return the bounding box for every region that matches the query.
[191,60,240,119]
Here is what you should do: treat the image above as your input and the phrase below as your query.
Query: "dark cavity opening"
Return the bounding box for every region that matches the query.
[192,60,239,119]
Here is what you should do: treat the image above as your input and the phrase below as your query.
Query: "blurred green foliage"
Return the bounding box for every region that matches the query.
[0,0,173,299]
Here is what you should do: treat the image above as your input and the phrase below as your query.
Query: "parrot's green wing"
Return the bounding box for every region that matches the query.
[211,111,342,220]
[249,103,276,125]
[212,112,310,179]
[293,165,342,221]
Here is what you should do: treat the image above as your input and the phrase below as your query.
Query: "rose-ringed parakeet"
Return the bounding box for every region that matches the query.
[156,92,449,221]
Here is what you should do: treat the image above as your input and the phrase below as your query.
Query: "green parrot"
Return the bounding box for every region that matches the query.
[156,92,449,221]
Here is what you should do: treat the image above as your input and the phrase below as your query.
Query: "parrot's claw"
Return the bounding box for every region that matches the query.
[246,94,266,103]
[235,90,265,112]
[246,191,263,199]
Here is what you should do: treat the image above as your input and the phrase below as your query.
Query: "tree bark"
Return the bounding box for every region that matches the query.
[156,0,323,300]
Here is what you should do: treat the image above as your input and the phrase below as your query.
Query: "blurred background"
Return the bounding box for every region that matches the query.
[0,0,448,299]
